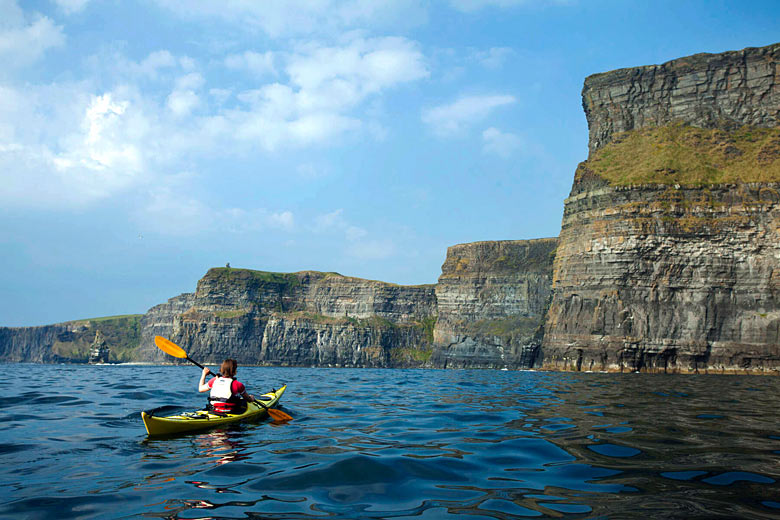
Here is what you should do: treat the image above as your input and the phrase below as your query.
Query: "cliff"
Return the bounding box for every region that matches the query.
[1,239,554,368]
[543,42,780,374]
[134,269,439,367]
[0,315,142,363]
[432,239,557,368]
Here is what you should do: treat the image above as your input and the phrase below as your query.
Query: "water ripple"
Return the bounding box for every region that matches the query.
[1,365,779,519]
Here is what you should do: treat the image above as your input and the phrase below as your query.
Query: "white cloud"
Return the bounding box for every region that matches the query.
[314,209,348,231]
[154,0,428,38]
[167,89,199,117]
[53,0,91,14]
[313,209,393,260]
[0,33,427,209]
[286,36,428,109]
[482,127,524,157]
[0,1,64,70]
[314,209,367,241]
[346,238,396,260]
[422,94,516,137]
[449,0,572,12]
[209,88,232,106]
[210,36,426,151]
[138,184,296,236]
[472,47,514,69]
[225,51,277,77]
[175,72,205,91]
[0,86,151,208]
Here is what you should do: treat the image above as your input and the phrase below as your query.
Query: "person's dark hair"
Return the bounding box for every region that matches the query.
[220,359,237,378]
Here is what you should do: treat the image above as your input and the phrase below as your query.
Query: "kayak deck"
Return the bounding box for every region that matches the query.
[142,384,287,436]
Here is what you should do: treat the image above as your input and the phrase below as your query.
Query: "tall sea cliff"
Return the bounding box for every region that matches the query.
[542,42,780,374]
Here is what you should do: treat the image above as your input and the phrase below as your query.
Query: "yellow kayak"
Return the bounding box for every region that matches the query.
[142,385,287,436]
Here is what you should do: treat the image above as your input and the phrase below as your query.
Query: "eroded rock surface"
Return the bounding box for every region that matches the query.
[583,42,779,154]
[544,41,780,374]
[433,239,557,368]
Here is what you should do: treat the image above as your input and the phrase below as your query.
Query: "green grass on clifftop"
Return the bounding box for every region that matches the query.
[206,267,304,286]
[58,314,143,362]
[584,123,780,186]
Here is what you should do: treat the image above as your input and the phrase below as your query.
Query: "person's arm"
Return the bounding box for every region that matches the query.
[241,391,255,402]
[198,367,212,393]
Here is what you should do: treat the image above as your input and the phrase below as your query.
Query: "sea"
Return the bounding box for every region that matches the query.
[1,364,778,519]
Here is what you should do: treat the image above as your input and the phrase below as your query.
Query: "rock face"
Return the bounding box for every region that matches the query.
[135,269,439,367]
[132,240,557,368]
[544,42,780,374]
[0,240,554,368]
[0,315,142,363]
[432,239,557,368]
[583,42,779,154]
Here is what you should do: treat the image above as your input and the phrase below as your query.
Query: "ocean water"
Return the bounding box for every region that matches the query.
[1,365,779,519]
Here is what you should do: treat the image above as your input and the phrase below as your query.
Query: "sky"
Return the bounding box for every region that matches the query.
[1,0,778,326]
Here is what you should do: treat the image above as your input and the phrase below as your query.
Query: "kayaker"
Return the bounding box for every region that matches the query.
[198,359,255,414]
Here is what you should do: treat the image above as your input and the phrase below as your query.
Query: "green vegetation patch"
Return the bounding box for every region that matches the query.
[215,309,250,319]
[391,345,433,365]
[461,315,541,341]
[584,123,780,186]
[62,314,143,362]
[207,267,302,287]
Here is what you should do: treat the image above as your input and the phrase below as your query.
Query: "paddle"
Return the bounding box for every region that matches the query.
[153,336,292,422]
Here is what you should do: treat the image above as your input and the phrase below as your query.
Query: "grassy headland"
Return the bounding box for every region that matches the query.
[583,123,780,186]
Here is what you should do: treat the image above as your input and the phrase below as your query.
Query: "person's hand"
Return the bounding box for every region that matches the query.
[202,367,211,377]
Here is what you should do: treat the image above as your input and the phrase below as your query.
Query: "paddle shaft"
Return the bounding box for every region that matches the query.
[187,356,221,377]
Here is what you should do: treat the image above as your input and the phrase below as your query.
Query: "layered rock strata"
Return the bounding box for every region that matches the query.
[544,42,780,374]
[433,239,557,368]
[135,269,438,367]
[0,315,141,363]
[583,42,779,154]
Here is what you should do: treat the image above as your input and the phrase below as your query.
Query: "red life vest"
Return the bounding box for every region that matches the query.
[208,377,243,413]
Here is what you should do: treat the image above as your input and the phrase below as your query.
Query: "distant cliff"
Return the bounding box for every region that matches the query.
[543,42,780,374]
[0,239,555,368]
[134,269,438,367]
[132,240,556,368]
[0,315,141,363]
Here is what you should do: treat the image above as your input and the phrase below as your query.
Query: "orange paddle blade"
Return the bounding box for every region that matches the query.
[267,408,293,422]
[154,336,188,359]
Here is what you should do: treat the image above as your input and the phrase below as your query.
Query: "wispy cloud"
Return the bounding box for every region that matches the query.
[422,94,516,137]
[471,47,515,69]
[449,0,573,12]
[224,50,277,77]
[313,209,395,260]
[0,1,64,71]
[52,0,91,14]
[138,183,295,236]
[154,0,428,38]
[482,127,524,157]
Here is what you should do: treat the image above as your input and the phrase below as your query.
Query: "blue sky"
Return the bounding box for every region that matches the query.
[1,0,778,326]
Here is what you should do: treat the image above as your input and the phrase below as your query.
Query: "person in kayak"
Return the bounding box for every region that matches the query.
[198,359,255,414]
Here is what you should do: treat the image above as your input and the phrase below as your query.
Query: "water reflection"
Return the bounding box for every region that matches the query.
[194,429,250,466]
